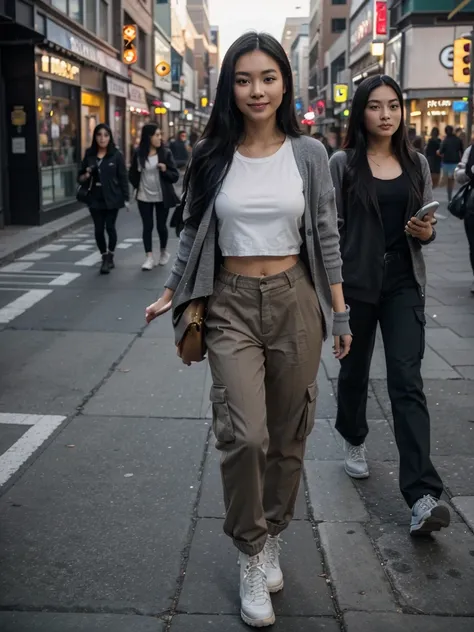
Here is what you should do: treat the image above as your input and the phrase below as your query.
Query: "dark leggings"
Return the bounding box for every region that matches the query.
[89,208,119,254]
[465,213,474,275]
[137,201,169,252]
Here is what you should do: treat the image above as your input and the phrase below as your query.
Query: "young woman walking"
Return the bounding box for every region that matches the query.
[329,75,450,536]
[425,127,442,188]
[129,124,180,270]
[145,32,352,628]
[78,124,128,274]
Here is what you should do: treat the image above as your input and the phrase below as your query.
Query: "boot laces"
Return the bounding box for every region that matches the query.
[264,536,281,568]
[348,443,367,462]
[244,556,268,602]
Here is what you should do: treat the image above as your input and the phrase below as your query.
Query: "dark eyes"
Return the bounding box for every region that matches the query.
[236,77,277,85]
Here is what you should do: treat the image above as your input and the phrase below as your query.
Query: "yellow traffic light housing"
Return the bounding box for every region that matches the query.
[454,37,470,84]
[123,24,138,65]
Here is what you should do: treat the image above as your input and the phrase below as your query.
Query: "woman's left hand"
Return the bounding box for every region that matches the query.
[405,216,433,241]
[333,334,352,360]
[158,163,167,172]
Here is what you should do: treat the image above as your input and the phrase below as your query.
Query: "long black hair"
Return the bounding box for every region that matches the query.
[184,31,300,227]
[138,123,161,168]
[343,75,423,215]
[88,123,116,156]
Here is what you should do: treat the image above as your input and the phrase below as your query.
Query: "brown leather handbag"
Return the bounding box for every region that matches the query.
[175,299,207,365]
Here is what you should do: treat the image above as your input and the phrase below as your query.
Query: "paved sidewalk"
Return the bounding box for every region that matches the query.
[0,207,90,266]
[0,190,473,631]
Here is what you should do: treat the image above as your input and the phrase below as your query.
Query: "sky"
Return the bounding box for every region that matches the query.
[209,0,310,60]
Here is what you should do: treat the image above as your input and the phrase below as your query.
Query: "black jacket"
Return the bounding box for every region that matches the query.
[169,139,189,168]
[129,145,180,209]
[78,148,129,210]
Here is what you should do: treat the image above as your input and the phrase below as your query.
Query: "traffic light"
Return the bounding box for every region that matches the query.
[453,37,470,84]
[123,24,138,65]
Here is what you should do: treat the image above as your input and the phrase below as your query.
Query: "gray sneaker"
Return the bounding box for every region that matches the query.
[343,440,369,479]
[410,495,451,536]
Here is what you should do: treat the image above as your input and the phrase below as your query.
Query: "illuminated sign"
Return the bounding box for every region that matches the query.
[374,1,387,38]
[40,55,80,83]
[427,100,452,108]
[334,84,348,103]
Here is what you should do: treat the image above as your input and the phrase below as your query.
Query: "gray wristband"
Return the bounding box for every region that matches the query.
[332,305,352,337]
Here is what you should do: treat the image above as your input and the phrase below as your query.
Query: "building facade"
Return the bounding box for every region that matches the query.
[290,25,310,118]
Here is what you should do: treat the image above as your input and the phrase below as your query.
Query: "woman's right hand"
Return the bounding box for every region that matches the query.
[79,168,92,182]
[145,293,173,324]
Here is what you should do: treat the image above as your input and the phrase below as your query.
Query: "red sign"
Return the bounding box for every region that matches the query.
[375,1,387,36]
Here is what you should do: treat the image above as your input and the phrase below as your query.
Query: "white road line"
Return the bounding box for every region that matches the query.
[48,272,81,286]
[1,262,34,272]
[0,413,45,425]
[0,289,52,323]
[0,270,56,277]
[0,414,66,487]
[75,252,102,267]
[124,238,142,243]
[36,244,67,253]
[69,244,94,252]
[18,253,50,262]
[116,243,133,250]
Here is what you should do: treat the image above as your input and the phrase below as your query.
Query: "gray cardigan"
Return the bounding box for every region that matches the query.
[165,135,346,340]
[329,150,435,291]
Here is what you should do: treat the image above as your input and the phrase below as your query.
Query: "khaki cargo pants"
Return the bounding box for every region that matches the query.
[206,261,323,556]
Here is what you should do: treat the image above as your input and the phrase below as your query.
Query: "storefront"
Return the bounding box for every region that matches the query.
[401,25,470,142]
[106,76,127,155]
[128,84,150,159]
[408,98,468,138]
[36,51,81,208]
[80,67,105,156]
[348,0,387,85]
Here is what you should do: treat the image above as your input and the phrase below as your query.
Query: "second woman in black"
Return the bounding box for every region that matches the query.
[329,75,450,536]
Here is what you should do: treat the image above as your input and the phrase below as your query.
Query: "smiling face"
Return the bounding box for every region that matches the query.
[364,84,402,140]
[233,50,285,125]
[95,128,110,149]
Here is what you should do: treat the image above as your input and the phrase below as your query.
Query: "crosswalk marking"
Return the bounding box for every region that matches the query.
[49,272,81,286]
[0,289,52,323]
[0,414,66,487]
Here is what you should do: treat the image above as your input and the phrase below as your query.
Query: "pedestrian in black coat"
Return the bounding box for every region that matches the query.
[78,123,129,274]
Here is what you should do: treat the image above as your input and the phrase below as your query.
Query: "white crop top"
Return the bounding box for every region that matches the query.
[214,137,305,257]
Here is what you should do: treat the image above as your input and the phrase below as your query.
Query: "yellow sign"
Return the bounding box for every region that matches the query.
[155,106,167,115]
[155,61,171,77]
[11,106,26,127]
[41,55,80,82]
[334,84,348,104]
[201,97,208,108]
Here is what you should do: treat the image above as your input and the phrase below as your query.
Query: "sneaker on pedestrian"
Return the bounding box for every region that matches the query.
[263,535,284,593]
[100,253,110,275]
[410,495,451,536]
[159,249,171,266]
[141,255,155,271]
[107,252,115,269]
[239,551,275,628]
[343,440,369,479]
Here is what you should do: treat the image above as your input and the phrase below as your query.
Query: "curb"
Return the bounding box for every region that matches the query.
[0,211,91,268]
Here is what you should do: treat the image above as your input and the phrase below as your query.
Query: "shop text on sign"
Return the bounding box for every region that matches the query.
[41,55,80,83]
[427,100,452,108]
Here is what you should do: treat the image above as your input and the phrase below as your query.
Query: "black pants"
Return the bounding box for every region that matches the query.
[137,201,169,253]
[336,254,444,508]
[89,208,119,254]
[465,213,474,275]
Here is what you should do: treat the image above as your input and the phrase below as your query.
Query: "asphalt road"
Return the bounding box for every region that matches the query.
[0,195,474,632]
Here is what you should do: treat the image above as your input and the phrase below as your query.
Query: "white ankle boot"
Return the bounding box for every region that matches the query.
[239,551,275,627]
[263,535,284,593]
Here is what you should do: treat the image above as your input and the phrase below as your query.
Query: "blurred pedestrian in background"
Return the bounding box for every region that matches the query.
[145,31,351,628]
[439,125,464,202]
[129,124,180,270]
[169,130,191,169]
[312,132,333,157]
[425,127,442,188]
[77,123,129,275]
[330,75,450,537]
[454,143,474,294]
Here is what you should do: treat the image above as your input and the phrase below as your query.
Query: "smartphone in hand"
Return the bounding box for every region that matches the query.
[414,201,439,221]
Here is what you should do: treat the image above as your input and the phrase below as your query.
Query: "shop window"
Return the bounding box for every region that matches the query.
[99,0,108,41]
[85,0,97,33]
[37,78,80,208]
[69,0,83,23]
[36,13,46,34]
[138,28,147,70]
[331,18,346,33]
[51,0,67,13]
